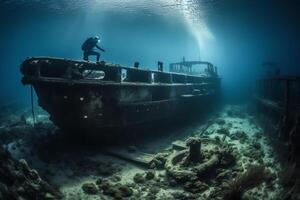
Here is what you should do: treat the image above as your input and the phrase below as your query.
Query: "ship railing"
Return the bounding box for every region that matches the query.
[255,76,300,113]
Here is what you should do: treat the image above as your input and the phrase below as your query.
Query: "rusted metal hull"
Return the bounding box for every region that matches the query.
[21,57,220,136]
[255,76,300,162]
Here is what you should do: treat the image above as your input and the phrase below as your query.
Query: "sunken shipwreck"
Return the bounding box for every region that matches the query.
[1,1,300,200]
[21,57,220,136]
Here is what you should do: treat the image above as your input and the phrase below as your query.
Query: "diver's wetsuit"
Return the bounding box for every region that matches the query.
[81,37,105,61]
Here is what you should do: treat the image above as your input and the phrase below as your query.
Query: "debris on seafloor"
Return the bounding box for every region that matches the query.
[0,104,287,199]
[97,179,133,199]
[165,136,237,197]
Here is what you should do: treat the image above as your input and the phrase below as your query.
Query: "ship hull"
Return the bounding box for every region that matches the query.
[33,82,217,135]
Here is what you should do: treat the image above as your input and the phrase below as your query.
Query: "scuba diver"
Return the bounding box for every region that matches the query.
[81,36,105,61]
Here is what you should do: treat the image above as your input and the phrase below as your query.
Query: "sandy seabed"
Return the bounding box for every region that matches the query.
[0,104,284,200]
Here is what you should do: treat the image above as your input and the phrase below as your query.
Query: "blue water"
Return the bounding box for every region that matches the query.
[0,0,299,103]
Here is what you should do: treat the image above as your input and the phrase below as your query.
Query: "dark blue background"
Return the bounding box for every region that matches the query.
[0,0,299,104]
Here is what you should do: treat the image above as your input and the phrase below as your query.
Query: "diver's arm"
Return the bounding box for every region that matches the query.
[96,45,105,52]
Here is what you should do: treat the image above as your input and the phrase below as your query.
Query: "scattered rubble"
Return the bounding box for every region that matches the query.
[230,130,249,143]
[149,152,168,169]
[81,182,98,194]
[217,127,230,136]
[145,171,155,180]
[133,173,146,183]
[97,179,133,199]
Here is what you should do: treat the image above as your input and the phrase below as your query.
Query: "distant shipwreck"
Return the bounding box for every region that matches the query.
[21,57,220,135]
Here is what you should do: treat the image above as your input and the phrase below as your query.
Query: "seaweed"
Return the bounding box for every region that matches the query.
[223,165,267,200]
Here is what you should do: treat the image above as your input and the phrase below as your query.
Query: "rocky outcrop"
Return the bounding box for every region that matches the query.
[0,146,62,200]
[96,178,133,199]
